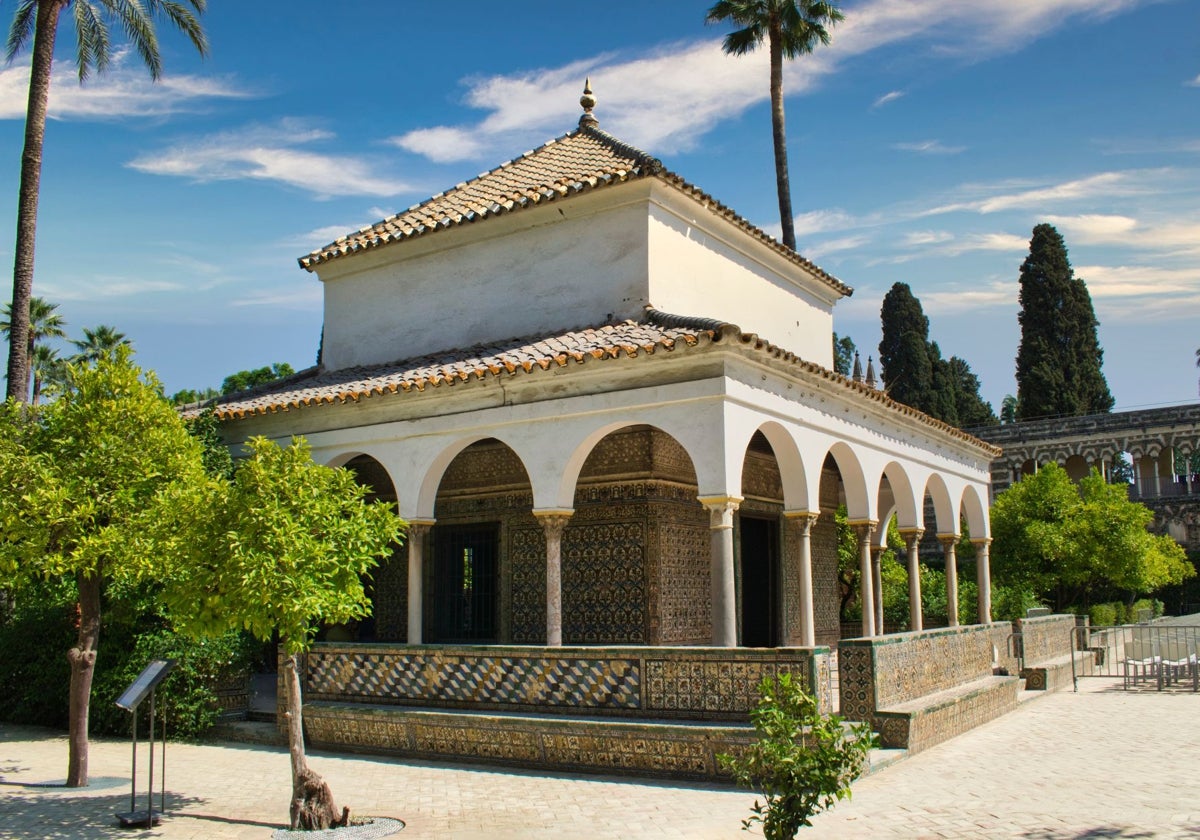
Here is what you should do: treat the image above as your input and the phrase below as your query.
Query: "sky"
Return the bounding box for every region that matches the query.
[0,0,1197,414]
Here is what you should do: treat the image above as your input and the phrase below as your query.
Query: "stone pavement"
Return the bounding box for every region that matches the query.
[1,678,1198,839]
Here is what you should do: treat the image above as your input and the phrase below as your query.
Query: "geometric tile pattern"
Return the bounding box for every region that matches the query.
[1017,614,1078,669]
[301,703,755,781]
[305,650,641,710]
[644,658,812,714]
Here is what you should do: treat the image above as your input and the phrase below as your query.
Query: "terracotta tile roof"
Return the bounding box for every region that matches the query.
[204,310,998,457]
[298,125,852,299]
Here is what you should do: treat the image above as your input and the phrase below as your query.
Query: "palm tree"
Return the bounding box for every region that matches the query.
[1,295,65,399]
[29,342,63,404]
[706,0,843,252]
[4,1,207,403]
[70,324,129,364]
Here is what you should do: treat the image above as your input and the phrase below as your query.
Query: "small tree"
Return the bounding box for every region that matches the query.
[137,436,404,829]
[0,349,207,786]
[720,673,875,839]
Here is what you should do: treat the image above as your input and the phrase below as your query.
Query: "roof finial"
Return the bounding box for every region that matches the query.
[852,351,863,382]
[865,355,877,389]
[579,78,598,128]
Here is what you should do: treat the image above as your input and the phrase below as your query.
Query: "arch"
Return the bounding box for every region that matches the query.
[1064,454,1089,483]
[825,441,870,521]
[960,484,989,540]
[416,433,523,518]
[879,461,919,530]
[922,473,957,536]
[753,420,811,511]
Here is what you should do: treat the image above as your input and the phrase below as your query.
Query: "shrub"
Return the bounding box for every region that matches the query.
[719,673,876,839]
[0,581,76,727]
[1089,603,1117,627]
[992,586,1043,622]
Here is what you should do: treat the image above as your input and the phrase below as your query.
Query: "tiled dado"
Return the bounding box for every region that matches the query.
[302,703,754,780]
[1017,614,1079,667]
[302,644,832,720]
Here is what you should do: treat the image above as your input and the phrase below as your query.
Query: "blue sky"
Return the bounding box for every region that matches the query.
[0,0,1197,414]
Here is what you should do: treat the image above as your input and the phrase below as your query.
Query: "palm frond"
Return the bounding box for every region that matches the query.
[4,0,38,63]
[107,0,162,78]
[723,25,766,56]
[73,1,112,81]
[148,0,208,58]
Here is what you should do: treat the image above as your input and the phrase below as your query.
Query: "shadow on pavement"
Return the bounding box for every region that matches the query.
[0,789,204,839]
[1022,826,1188,838]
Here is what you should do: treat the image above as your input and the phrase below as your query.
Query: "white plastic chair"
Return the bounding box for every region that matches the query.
[1123,638,1159,688]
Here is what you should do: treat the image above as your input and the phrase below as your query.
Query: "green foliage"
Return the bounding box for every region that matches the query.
[719,673,875,839]
[1089,602,1118,626]
[170,386,220,406]
[1000,395,1018,425]
[90,628,258,740]
[991,585,1043,622]
[0,348,207,584]
[1015,224,1113,420]
[878,282,933,412]
[220,362,295,395]
[184,407,234,480]
[135,436,405,654]
[832,333,855,376]
[0,580,256,740]
[0,580,75,727]
[991,463,1193,609]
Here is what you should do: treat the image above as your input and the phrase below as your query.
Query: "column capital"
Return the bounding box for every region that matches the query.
[970,536,992,548]
[897,527,924,542]
[407,518,436,535]
[534,509,574,538]
[848,520,877,539]
[698,495,742,530]
[937,533,960,549]
[784,510,820,535]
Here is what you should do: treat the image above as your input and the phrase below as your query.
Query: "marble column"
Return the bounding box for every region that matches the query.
[406,520,434,644]
[701,496,741,647]
[899,528,924,632]
[871,543,884,634]
[785,511,819,647]
[940,535,959,627]
[536,511,573,647]
[974,538,993,624]
[854,522,877,637]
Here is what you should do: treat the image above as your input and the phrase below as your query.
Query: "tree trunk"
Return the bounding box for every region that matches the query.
[66,569,101,788]
[768,22,796,253]
[6,1,65,403]
[284,651,348,831]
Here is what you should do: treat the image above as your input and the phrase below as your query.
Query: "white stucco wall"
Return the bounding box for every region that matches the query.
[645,188,837,368]
[316,180,845,372]
[318,195,651,370]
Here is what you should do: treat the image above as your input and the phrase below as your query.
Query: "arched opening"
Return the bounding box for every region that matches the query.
[430,438,534,643]
[341,454,400,642]
[568,424,705,645]
[739,431,783,647]
[1064,454,1089,483]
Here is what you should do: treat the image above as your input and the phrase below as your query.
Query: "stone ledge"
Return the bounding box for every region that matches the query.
[873,675,1020,753]
[1021,650,1094,692]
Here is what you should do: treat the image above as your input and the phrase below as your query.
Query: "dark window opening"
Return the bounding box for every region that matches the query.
[432,522,499,642]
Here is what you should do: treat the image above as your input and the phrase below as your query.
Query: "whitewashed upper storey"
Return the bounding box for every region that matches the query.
[301,116,852,373]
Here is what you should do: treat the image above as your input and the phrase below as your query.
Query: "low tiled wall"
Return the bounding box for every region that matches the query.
[988,621,1021,676]
[1017,614,1080,666]
[299,643,832,720]
[838,624,1020,752]
[303,704,755,780]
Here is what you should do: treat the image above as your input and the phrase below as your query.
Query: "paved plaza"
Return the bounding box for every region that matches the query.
[1,678,1198,839]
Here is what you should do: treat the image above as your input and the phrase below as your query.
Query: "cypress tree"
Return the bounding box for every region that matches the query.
[879,282,933,411]
[948,356,997,427]
[1015,223,1113,420]
[927,341,960,426]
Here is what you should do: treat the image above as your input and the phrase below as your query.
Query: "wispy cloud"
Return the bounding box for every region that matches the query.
[1046,212,1200,257]
[129,120,416,198]
[872,90,905,108]
[922,170,1162,216]
[0,48,249,120]
[391,0,1147,164]
[922,279,1014,314]
[804,234,871,259]
[230,285,322,309]
[1187,74,1200,88]
[893,139,966,155]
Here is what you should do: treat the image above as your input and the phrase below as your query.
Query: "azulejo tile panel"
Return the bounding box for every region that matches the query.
[306,650,642,710]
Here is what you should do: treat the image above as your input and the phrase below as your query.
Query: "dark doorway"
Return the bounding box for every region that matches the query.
[740,516,779,647]
[432,522,499,642]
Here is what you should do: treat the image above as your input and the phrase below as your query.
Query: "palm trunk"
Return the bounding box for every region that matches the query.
[66,569,101,788]
[6,1,65,403]
[285,650,347,830]
[768,24,796,253]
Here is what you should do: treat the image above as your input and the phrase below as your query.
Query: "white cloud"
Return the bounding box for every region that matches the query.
[1187,74,1200,88]
[1046,213,1200,257]
[129,121,415,198]
[392,0,1147,165]
[803,234,871,259]
[900,230,954,247]
[41,276,185,300]
[872,90,905,108]
[0,49,249,120]
[923,170,1159,216]
[922,279,1014,314]
[231,285,322,309]
[893,139,966,155]
[1077,264,1200,298]
[793,208,862,236]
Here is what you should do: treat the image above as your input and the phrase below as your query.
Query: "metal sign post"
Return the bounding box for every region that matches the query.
[114,659,176,828]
